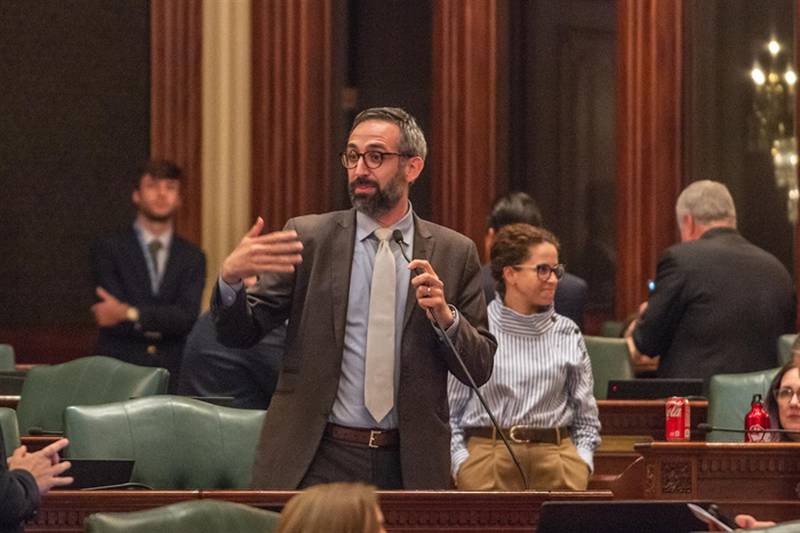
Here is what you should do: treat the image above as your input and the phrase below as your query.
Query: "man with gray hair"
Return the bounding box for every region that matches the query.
[212,107,496,489]
[630,180,795,385]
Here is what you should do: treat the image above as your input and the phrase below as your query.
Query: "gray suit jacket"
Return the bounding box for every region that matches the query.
[212,209,497,489]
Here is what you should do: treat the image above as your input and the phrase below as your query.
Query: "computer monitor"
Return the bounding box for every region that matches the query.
[606,379,704,400]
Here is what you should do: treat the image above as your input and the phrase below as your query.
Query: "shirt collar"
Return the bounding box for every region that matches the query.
[355,201,415,243]
[134,220,174,249]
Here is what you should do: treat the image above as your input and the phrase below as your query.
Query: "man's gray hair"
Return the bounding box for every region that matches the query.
[675,180,737,228]
[350,107,428,160]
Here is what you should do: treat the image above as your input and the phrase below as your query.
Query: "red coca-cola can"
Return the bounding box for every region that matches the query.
[665,396,691,441]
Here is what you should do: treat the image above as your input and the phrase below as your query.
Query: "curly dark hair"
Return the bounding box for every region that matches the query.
[490,223,560,298]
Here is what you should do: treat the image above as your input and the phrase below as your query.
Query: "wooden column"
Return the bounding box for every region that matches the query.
[251,0,333,231]
[150,0,203,246]
[615,0,684,317]
[431,0,500,246]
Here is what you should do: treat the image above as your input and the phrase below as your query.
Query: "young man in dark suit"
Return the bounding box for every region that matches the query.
[212,107,496,490]
[90,160,206,391]
[629,180,795,385]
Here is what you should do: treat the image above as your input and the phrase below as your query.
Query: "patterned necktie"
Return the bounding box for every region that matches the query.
[364,228,396,422]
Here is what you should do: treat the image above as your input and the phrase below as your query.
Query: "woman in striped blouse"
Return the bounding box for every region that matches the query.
[448,223,601,490]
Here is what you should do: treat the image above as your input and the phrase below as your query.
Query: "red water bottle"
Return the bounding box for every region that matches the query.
[744,393,771,442]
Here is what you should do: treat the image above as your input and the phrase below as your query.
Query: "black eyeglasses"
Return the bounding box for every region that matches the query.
[340,150,411,169]
[774,387,800,404]
[512,263,566,281]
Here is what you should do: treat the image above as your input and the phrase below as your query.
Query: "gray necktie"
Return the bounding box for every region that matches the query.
[364,228,396,422]
[148,239,163,292]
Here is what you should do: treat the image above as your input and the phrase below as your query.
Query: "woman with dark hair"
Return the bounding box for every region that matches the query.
[764,359,800,442]
[448,223,601,490]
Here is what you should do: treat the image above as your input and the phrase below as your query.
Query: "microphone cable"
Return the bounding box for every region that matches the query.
[392,230,529,490]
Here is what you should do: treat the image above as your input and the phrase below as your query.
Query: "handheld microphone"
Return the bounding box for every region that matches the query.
[392,230,529,490]
[697,423,800,435]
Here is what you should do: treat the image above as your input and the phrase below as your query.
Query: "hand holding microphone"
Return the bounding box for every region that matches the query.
[391,230,454,328]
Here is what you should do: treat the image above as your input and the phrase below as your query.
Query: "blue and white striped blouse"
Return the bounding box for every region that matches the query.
[448,298,601,476]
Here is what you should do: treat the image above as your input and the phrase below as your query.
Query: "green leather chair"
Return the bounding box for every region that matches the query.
[0,344,15,371]
[83,499,280,533]
[16,356,169,435]
[777,334,797,366]
[706,367,781,442]
[583,336,634,400]
[0,407,20,457]
[64,395,266,489]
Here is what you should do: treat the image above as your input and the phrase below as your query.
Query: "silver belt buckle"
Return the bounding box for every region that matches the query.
[508,425,530,444]
[368,429,382,448]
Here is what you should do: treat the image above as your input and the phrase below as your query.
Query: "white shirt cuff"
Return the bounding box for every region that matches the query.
[577,446,594,473]
[218,277,244,307]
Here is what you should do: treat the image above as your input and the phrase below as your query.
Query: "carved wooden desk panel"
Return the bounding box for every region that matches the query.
[31,490,613,533]
[597,400,707,441]
[635,442,800,501]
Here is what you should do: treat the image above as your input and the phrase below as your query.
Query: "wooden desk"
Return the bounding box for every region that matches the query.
[597,400,707,441]
[31,490,613,532]
[635,442,800,501]
[0,394,18,409]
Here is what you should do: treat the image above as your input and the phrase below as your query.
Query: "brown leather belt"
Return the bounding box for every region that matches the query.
[463,426,568,445]
[324,423,400,449]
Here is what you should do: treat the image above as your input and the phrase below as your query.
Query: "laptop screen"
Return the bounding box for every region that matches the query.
[606,379,705,400]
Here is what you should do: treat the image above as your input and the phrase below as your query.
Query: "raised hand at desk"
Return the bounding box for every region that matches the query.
[8,438,73,494]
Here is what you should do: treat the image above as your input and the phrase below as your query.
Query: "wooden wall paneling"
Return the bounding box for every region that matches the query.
[796,0,800,329]
[615,0,684,318]
[431,0,500,247]
[150,0,203,246]
[251,0,333,231]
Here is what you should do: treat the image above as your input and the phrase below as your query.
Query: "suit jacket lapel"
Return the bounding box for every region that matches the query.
[402,215,434,331]
[330,210,357,350]
[124,228,153,296]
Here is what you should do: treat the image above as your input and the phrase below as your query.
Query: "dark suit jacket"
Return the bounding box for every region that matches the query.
[0,431,38,533]
[91,227,206,389]
[633,227,795,383]
[178,311,285,409]
[212,209,497,489]
[481,264,588,329]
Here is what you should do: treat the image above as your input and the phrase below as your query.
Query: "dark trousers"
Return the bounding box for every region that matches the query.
[299,436,403,489]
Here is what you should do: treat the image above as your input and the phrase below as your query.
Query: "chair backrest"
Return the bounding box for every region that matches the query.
[64,395,266,489]
[707,367,780,442]
[16,356,169,435]
[583,336,634,400]
[0,407,20,457]
[777,334,797,366]
[0,344,16,371]
[83,499,280,533]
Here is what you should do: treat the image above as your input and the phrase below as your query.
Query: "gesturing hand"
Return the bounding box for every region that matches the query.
[8,438,73,494]
[221,217,304,285]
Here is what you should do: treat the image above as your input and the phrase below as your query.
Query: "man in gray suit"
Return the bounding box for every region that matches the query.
[212,107,497,490]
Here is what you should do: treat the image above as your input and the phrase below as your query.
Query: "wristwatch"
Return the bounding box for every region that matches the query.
[125,306,140,323]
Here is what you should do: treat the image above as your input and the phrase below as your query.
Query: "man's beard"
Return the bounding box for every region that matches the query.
[349,169,406,219]
[139,205,176,223]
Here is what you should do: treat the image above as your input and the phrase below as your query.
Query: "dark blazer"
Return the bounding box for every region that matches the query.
[0,431,38,533]
[91,227,206,389]
[482,264,588,329]
[633,227,795,383]
[212,209,497,489]
[178,311,285,410]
